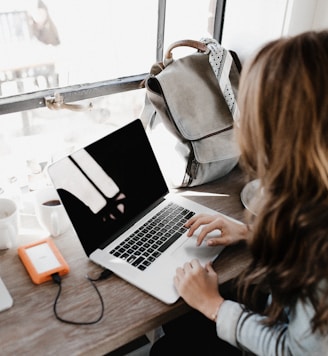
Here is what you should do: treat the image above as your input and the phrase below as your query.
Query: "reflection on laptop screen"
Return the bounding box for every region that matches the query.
[48,119,168,256]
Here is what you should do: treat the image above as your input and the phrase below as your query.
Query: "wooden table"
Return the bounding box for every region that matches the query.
[0,166,250,355]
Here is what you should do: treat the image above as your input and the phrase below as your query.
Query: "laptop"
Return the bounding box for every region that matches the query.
[48,119,225,304]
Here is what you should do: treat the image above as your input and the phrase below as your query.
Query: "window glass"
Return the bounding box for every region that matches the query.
[0,89,146,194]
[0,0,217,206]
[164,0,215,57]
[0,0,158,97]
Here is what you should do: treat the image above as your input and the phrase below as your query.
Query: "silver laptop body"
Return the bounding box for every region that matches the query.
[48,119,224,304]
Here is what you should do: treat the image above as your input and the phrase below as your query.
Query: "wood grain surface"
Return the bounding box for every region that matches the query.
[0,165,250,355]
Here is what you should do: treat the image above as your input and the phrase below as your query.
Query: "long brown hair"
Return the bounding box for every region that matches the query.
[236,30,328,333]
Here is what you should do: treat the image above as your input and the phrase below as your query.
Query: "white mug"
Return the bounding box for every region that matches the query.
[0,198,19,249]
[34,187,71,237]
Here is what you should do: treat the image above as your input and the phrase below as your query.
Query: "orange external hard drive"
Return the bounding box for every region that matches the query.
[18,238,69,284]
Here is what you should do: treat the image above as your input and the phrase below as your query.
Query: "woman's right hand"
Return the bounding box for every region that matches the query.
[185,213,250,247]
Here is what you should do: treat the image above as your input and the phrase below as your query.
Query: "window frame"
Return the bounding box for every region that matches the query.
[0,0,226,116]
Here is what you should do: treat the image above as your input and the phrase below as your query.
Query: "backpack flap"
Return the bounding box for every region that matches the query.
[143,38,241,187]
[146,51,239,164]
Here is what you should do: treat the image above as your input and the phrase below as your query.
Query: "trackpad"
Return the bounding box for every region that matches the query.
[172,230,224,263]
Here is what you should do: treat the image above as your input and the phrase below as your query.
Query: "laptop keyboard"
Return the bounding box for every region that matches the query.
[109,202,195,271]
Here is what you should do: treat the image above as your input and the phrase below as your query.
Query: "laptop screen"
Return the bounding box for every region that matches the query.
[48,119,169,256]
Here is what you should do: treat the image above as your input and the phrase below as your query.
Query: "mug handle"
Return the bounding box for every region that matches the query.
[0,225,16,249]
[50,211,60,237]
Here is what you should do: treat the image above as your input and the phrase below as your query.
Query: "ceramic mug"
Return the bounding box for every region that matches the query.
[34,187,71,237]
[0,198,19,249]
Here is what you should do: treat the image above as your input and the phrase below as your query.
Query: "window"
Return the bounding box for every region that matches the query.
[0,0,224,199]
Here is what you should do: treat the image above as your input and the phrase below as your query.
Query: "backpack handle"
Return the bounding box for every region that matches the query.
[164,40,208,61]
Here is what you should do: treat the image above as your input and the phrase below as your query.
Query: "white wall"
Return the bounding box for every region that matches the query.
[313,0,328,30]
[283,0,318,35]
[222,0,328,63]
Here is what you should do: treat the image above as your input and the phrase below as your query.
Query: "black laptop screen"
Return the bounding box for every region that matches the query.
[48,119,169,256]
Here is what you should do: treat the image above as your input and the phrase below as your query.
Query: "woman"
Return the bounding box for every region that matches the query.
[151,30,328,355]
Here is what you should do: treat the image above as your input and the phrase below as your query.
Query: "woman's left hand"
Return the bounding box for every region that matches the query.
[174,259,224,321]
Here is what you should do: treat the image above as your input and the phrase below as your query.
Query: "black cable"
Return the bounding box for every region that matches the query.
[52,269,112,325]
[86,268,113,282]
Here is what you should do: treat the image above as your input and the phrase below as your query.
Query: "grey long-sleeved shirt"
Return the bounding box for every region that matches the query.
[217,295,328,355]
